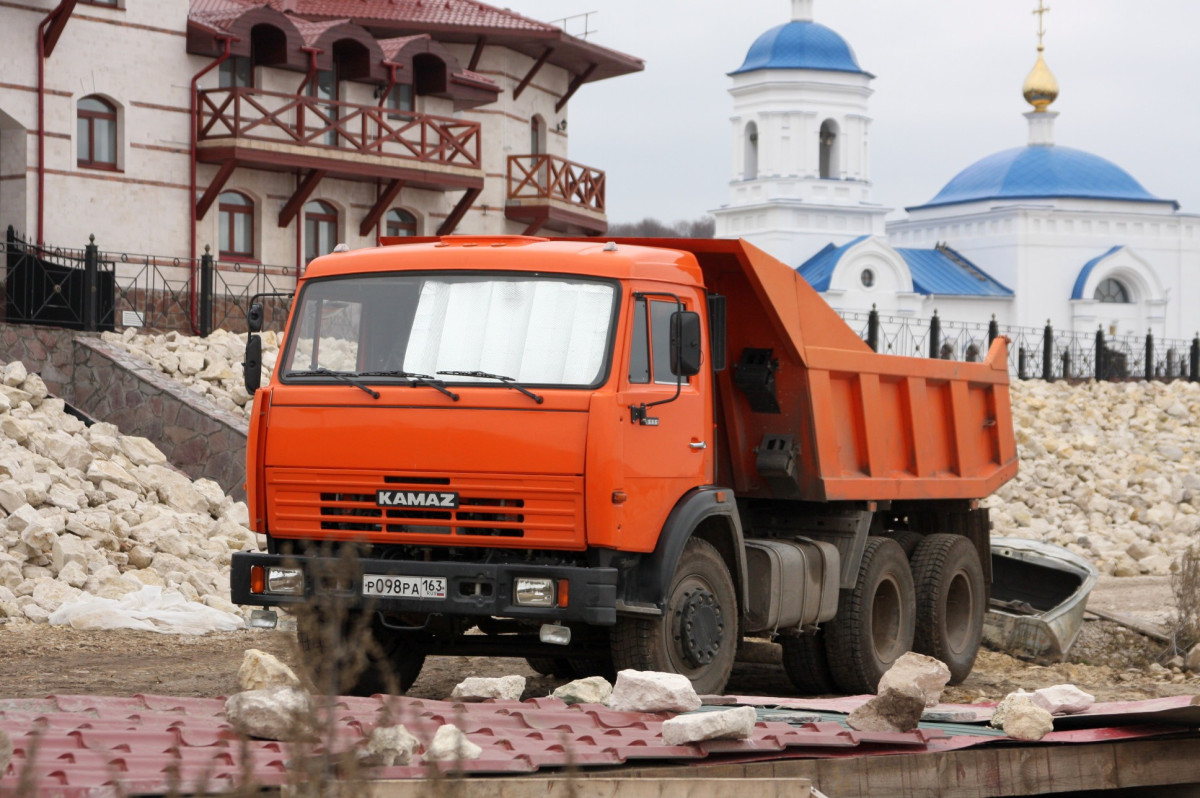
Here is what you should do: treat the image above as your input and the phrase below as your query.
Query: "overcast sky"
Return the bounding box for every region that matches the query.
[501,0,1200,225]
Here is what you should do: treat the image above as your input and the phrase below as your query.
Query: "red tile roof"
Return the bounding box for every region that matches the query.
[265,0,556,33]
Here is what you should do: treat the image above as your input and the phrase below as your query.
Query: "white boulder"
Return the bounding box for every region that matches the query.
[607,670,701,714]
[660,706,757,745]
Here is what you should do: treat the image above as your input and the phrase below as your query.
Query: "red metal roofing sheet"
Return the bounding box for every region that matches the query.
[0,694,1194,795]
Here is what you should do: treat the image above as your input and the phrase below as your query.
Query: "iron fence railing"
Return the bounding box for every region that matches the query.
[3,228,294,335]
[839,306,1200,382]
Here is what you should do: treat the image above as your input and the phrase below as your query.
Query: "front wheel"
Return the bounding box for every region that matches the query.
[824,536,915,695]
[611,538,738,695]
[296,608,426,696]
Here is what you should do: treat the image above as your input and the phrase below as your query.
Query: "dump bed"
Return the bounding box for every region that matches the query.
[601,238,1018,503]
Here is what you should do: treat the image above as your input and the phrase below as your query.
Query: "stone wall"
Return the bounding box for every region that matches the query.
[0,322,248,500]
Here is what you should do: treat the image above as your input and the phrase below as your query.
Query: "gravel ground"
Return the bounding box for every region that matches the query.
[0,575,1193,703]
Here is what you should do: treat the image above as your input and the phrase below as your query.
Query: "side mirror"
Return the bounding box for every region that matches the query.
[247,302,264,334]
[243,334,262,393]
[670,310,703,377]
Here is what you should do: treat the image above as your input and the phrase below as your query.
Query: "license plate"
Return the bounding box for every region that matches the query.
[362,574,446,599]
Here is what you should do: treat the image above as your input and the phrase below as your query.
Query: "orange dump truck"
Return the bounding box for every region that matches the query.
[231,236,1017,695]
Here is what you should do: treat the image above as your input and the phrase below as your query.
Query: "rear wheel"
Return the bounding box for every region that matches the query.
[780,631,837,695]
[824,537,915,695]
[296,608,426,696]
[611,538,737,695]
[911,534,986,684]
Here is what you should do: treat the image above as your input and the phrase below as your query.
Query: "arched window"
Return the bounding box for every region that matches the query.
[1094,277,1131,303]
[413,54,447,96]
[218,191,254,259]
[305,200,338,262]
[743,122,758,180]
[386,209,417,237]
[819,119,839,179]
[77,96,117,169]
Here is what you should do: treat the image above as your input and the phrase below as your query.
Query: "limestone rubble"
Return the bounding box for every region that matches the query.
[0,358,259,628]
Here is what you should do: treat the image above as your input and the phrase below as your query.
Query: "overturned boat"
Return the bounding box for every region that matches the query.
[983,537,1099,663]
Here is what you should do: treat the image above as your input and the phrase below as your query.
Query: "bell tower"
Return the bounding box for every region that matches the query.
[712,0,889,266]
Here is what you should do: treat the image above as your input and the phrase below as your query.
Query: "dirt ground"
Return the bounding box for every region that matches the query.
[0,576,1194,704]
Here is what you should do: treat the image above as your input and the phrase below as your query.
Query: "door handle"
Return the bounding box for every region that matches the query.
[689,441,707,450]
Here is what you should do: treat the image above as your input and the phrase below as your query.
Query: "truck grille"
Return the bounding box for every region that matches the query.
[266,469,584,549]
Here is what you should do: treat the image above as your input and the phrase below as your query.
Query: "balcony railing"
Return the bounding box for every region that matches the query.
[197,87,481,169]
[507,154,605,214]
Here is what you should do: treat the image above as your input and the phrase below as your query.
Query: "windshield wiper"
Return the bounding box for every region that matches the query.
[437,370,544,404]
[286,368,380,399]
[356,370,460,401]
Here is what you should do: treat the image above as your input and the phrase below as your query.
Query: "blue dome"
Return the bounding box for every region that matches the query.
[732,21,870,76]
[912,145,1175,210]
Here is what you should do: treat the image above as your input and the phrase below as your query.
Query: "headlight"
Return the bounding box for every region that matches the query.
[514,577,556,607]
[266,567,305,595]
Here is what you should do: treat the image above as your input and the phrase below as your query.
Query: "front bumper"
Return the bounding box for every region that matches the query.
[230,551,619,625]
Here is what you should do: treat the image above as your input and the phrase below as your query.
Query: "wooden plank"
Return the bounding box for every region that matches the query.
[323,777,813,798]
[1084,607,1171,643]
[612,737,1200,797]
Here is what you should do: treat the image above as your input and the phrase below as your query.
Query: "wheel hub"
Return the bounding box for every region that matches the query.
[678,588,723,667]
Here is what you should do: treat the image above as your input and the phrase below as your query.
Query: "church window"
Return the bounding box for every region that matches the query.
[744,122,758,180]
[819,119,839,179]
[1094,278,1131,304]
[860,268,875,288]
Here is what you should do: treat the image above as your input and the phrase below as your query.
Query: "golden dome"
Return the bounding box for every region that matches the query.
[1023,45,1059,112]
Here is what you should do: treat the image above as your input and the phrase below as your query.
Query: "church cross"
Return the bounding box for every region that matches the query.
[1033,0,1050,48]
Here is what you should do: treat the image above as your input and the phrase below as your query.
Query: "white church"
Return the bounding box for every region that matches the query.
[712,0,1200,343]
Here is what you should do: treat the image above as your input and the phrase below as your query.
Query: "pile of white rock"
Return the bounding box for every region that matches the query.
[0,359,259,626]
[105,330,1199,577]
[988,379,1200,576]
[101,328,280,419]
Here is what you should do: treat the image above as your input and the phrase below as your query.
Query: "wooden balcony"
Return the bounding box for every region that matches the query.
[505,154,607,236]
[196,88,483,192]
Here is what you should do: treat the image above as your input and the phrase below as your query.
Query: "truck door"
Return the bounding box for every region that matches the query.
[619,291,713,551]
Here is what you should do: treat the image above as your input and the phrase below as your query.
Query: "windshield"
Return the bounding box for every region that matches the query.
[282,273,618,388]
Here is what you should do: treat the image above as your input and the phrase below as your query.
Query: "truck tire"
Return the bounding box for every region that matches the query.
[525,657,577,678]
[824,537,915,695]
[611,537,737,695]
[780,631,837,695]
[910,533,986,684]
[297,609,426,696]
[886,530,924,559]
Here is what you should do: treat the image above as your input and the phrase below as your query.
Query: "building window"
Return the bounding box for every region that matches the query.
[77,96,117,169]
[744,122,758,180]
[386,209,417,237]
[219,56,252,89]
[219,192,254,259]
[386,84,414,118]
[307,69,338,146]
[305,201,338,263]
[81,0,120,6]
[819,119,839,179]
[1094,278,1131,303]
[860,268,875,288]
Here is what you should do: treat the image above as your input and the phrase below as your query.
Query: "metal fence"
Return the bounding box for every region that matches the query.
[3,228,293,335]
[840,306,1200,382]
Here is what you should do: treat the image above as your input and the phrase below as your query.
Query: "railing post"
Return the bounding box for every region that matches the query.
[199,245,214,338]
[1042,320,1053,381]
[1191,334,1200,383]
[1167,347,1177,379]
[929,310,940,359]
[1018,346,1028,380]
[1144,329,1154,382]
[1094,326,1105,381]
[1062,350,1071,380]
[988,314,999,348]
[867,303,879,352]
[83,234,98,332]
